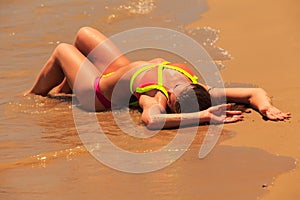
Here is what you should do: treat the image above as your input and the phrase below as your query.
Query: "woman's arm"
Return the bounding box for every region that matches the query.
[141,103,207,129]
[139,93,243,129]
[211,88,291,120]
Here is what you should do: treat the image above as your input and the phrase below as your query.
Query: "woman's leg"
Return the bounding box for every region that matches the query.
[55,27,130,94]
[74,27,130,73]
[28,43,105,111]
[53,77,72,94]
[28,44,72,96]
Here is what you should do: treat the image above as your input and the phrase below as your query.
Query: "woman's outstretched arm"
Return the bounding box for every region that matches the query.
[139,93,243,130]
[212,88,291,121]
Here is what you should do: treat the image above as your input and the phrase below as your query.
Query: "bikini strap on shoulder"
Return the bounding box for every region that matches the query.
[162,62,198,84]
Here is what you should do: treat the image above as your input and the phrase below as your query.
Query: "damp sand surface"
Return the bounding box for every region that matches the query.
[0,0,299,199]
[191,0,300,199]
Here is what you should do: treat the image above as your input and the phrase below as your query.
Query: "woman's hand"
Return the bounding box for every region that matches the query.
[259,105,291,121]
[203,104,244,124]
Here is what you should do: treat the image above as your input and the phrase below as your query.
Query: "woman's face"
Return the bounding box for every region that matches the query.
[167,84,191,113]
[167,83,209,113]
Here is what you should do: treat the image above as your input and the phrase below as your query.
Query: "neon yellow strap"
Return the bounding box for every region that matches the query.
[162,63,198,84]
[129,100,139,106]
[130,63,157,93]
[102,71,115,78]
[136,84,169,98]
[157,63,163,87]
[130,61,198,98]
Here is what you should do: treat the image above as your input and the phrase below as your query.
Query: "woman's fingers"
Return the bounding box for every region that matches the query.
[223,115,244,123]
[281,112,291,118]
[260,105,291,121]
[226,110,242,115]
[213,104,232,110]
[210,104,233,115]
[212,104,291,122]
[266,110,291,121]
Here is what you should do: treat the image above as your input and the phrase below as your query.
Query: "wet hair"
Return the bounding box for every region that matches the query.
[174,84,211,113]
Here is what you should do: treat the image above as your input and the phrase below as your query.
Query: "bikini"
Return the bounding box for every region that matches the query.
[94,61,198,108]
[94,72,114,109]
[130,61,198,99]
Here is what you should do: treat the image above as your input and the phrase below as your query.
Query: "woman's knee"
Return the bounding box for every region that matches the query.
[75,27,103,46]
[75,27,93,43]
[54,43,74,56]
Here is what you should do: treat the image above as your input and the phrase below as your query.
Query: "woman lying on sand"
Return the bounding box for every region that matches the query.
[26,27,290,129]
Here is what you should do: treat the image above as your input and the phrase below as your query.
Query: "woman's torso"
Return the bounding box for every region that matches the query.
[100,59,196,105]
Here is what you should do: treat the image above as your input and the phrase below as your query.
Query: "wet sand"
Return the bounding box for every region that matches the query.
[1,0,300,199]
[191,0,300,199]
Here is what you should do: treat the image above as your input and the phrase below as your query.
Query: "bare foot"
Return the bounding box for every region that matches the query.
[18,90,33,97]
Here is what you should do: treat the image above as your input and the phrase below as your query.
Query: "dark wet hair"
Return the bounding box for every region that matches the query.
[174,84,211,113]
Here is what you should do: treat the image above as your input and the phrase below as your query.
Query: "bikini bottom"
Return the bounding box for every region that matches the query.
[94,76,111,109]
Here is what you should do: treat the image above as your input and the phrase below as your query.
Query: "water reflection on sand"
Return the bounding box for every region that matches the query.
[0,0,296,199]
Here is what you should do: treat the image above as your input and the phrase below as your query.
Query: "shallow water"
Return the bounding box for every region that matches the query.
[0,0,296,199]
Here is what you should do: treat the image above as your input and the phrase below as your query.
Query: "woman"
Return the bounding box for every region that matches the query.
[26,27,290,129]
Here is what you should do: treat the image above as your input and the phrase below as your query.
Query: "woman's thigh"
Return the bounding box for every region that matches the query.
[56,43,105,111]
[74,27,130,74]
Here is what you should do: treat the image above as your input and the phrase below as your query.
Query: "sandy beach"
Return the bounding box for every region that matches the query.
[193,0,300,199]
[1,0,299,199]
